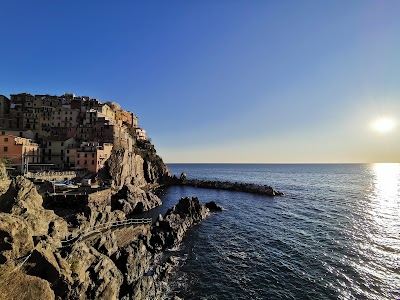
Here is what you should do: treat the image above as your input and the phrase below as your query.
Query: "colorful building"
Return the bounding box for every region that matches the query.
[75,142,113,173]
[0,134,40,171]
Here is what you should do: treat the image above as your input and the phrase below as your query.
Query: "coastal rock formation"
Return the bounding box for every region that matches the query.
[0,175,211,300]
[150,197,209,251]
[0,176,69,246]
[205,201,224,211]
[0,177,71,299]
[100,147,169,215]
[106,148,147,190]
[181,178,284,196]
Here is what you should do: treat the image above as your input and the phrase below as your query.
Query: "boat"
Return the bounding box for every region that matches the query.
[52,180,79,191]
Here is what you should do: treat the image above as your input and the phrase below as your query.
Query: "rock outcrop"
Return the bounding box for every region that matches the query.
[0,177,71,299]
[111,185,162,214]
[205,201,224,211]
[0,175,212,300]
[0,177,69,249]
[150,197,209,251]
[99,147,169,215]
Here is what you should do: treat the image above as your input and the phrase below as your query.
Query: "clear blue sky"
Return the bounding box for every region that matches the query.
[1,1,399,163]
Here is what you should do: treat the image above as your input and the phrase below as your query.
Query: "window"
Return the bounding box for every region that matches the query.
[77,160,80,165]
[91,160,94,165]
[92,153,94,158]
[84,160,87,165]
[84,153,87,158]
[3,146,8,152]
[77,153,80,158]
[4,138,8,142]
[61,142,64,146]
[49,142,52,146]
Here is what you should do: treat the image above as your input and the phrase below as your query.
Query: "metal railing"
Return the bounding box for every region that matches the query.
[60,217,152,247]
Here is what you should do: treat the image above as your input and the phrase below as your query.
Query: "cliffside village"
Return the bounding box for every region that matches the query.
[0,93,148,174]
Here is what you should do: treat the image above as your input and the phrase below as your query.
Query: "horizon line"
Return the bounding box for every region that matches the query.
[165,162,400,164]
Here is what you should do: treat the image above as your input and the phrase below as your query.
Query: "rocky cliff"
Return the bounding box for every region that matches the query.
[0,177,209,300]
[99,143,170,215]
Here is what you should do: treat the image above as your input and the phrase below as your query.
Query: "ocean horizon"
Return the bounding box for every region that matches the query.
[154,163,400,300]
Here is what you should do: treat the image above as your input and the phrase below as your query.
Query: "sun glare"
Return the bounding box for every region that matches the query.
[370,117,396,134]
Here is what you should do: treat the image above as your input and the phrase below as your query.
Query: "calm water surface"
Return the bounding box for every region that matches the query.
[155,164,400,300]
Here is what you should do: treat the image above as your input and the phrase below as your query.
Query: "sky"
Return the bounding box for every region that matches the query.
[0,0,399,163]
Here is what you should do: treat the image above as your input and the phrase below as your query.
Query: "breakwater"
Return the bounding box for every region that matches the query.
[178,177,283,196]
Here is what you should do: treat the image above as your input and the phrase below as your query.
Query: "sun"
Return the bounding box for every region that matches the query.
[370,117,396,133]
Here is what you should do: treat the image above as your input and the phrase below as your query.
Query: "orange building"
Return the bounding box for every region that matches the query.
[0,134,40,171]
[75,142,113,173]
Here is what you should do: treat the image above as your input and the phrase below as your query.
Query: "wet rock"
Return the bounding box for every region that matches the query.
[205,201,224,211]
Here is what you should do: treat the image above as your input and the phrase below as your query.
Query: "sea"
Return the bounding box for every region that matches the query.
[146,163,400,300]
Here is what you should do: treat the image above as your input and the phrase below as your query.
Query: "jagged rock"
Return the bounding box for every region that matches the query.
[67,243,124,300]
[205,201,224,211]
[82,189,126,229]
[0,177,69,241]
[111,225,153,299]
[105,148,148,190]
[0,213,34,264]
[111,185,162,214]
[150,197,209,251]
[179,172,187,181]
[94,232,119,257]
[26,248,72,299]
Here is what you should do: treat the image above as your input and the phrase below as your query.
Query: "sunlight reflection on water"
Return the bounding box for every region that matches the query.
[370,163,400,227]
